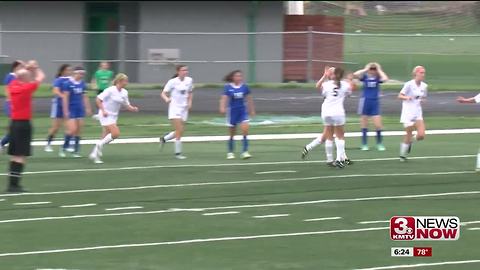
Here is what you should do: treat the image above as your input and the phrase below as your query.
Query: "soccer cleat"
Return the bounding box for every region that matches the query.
[227,152,235,159]
[241,152,252,159]
[59,149,66,158]
[334,160,346,169]
[89,152,103,164]
[377,144,386,151]
[301,147,310,160]
[399,156,408,162]
[159,137,166,151]
[175,154,187,160]
[360,145,369,151]
[44,145,54,152]
[344,159,354,165]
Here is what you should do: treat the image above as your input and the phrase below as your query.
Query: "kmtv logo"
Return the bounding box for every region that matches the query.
[390,216,460,241]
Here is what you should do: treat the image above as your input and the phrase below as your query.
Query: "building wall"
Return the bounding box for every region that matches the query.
[138,1,284,83]
[0,1,84,82]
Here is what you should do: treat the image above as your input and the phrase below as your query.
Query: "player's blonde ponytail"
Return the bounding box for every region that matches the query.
[113,73,128,85]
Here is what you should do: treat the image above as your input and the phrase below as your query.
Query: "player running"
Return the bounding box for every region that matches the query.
[44,64,72,152]
[353,62,389,151]
[302,66,353,168]
[159,65,194,159]
[60,66,92,158]
[89,73,139,164]
[456,94,480,171]
[398,66,427,162]
[219,70,256,159]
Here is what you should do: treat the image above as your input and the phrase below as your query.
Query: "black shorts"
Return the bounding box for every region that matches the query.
[8,120,32,156]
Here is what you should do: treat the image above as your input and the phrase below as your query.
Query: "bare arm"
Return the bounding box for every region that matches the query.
[187,92,193,110]
[398,92,412,101]
[34,68,45,83]
[96,97,108,117]
[62,91,70,119]
[219,95,227,114]
[375,63,389,81]
[247,95,256,117]
[315,66,333,89]
[353,68,368,78]
[457,96,477,104]
[161,91,171,104]
[83,94,92,116]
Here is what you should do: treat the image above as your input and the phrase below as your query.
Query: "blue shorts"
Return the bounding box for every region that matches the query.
[69,106,85,119]
[4,100,11,118]
[358,98,380,116]
[50,98,64,119]
[227,108,249,127]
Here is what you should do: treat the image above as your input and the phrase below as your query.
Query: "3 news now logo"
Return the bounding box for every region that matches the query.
[390,216,460,241]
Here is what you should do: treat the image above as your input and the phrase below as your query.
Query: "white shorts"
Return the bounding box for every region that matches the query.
[322,115,346,126]
[99,114,118,126]
[400,109,423,128]
[168,106,189,122]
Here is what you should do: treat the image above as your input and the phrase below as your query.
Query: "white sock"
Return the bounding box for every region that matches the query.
[476,151,480,169]
[335,138,345,161]
[400,143,410,156]
[306,135,323,151]
[325,140,334,162]
[164,132,175,141]
[175,139,182,154]
[98,133,114,147]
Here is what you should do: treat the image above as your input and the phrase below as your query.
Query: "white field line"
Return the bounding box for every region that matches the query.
[462,220,480,225]
[304,217,342,222]
[468,228,480,231]
[60,204,97,208]
[0,190,479,224]
[0,199,4,202]
[0,154,473,179]
[353,260,480,270]
[0,226,389,257]
[36,269,79,270]
[358,220,390,225]
[105,206,143,211]
[0,168,474,199]
[253,214,290,219]
[29,128,480,145]
[255,170,297,175]
[202,211,239,216]
[13,202,51,206]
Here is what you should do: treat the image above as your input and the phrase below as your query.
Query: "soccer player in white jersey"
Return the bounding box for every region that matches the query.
[398,66,428,162]
[456,94,480,171]
[303,67,353,168]
[89,73,139,164]
[160,65,194,159]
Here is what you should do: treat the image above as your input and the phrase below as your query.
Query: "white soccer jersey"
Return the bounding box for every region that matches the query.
[321,80,352,117]
[163,76,194,108]
[97,85,130,116]
[474,93,480,103]
[400,79,427,124]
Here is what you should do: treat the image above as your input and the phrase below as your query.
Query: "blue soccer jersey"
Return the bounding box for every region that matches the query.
[50,76,70,118]
[64,78,87,118]
[3,73,16,85]
[223,83,250,126]
[360,74,383,99]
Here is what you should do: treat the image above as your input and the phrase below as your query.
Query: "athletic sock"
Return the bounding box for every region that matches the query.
[400,142,410,157]
[164,131,175,141]
[361,128,368,145]
[325,139,334,162]
[306,135,323,151]
[376,130,383,144]
[228,137,234,153]
[335,138,346,161]
[8,161,24,188]
[74,136,80,153]
[46,134,54,146]
[63,135,71,150]
[242,135,248,152]
[1,134,10,146]
[175,139,182,155]
[98,133,114,147]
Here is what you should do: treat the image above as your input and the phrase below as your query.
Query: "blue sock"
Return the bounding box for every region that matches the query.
[376,130,383,144]
[228,138,234,153]
[74,136,80,153]
[1,134,10,146]
[361,128,368,145]
[242,135,248,152]
[63,135,71,150]
[46,134,54,145]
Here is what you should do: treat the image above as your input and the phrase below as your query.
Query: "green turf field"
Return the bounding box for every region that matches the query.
[0,114,479,270]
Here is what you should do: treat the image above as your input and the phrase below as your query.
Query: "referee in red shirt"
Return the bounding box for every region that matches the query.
[6,61,45,192]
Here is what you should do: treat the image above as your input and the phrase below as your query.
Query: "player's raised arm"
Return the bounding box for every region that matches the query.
[374,63,389,82]
[353,63,370,79]
[457,94,480,104]
[315,66,333,89]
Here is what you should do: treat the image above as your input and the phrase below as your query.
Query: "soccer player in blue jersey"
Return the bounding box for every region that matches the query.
[1,60,25,151]
[353,62,389,151]
[44,64,72,152]
[219,70,255,159]
[60,66,92,157]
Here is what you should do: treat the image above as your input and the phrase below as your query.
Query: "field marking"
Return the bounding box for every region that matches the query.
[13,202,51,206]
[60,204,97,208]
[255,170,297,175]
[0,199,4,202]
[202,211,239,216]
[29,128,480,146]
[105,206,143,211]
[358,220,390,225]
[468,228,480,231]
[0,226,389,257]
[0,169,475,199]
[462,220,480,225]
[353,260,480,270]
[1,190,479,224]
[253,214,290,219]
[0,154,474,179]
[304,217,342,222]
